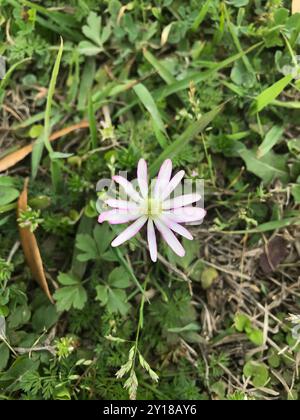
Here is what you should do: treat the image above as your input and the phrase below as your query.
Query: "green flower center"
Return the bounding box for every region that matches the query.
[145,198,162,218]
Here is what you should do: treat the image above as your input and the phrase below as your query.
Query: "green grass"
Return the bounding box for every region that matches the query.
[0,0,300,401]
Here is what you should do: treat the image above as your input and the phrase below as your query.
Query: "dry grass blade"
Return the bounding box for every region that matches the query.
[0,120,89,172]
[17,178,53,303]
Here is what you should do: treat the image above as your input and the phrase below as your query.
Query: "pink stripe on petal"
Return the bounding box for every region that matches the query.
[137,159,148,199]
[98,210,140,224]
[147,219,157,262]
[154,218,185,257]
[161,170,185,201]
[105,199,139,210]
[111,216,147,247]
[154,159,172,198]
[167,207,206,223]
[159,215,193,240]
[112,175,142,203]
[162,193,201,210]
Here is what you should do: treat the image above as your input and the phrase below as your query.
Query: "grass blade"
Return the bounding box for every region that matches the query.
[44,37,64,154]
[133,83,167,135]
[88,95,98,149]
[252,74,293,113]
[257,126,284,158]
[0,58,31,105]
[149,102,225,176]
[155,43,262,101]
[143,49,176,85]
[113,247,147,299]
[191,0,211,32]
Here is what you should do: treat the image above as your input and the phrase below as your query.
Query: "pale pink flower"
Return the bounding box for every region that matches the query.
[98,159,206,262]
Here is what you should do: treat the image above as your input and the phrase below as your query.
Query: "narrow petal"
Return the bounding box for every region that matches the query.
[137,159,148,199]
[147,219,157,262]
[161,170,185,201]
[112,175,142,203]
[154,159,172,198]
[154,218,185,257]
[167,207,206,223]
[159,214,193,240]
[98,210,140,224]
[111,216,147,247]
[162,193,201,210]
[105,199,139,210]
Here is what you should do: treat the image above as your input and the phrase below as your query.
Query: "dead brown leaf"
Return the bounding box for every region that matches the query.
[259,236,289,274]
[17,178,54,303]
[0,120,89,173]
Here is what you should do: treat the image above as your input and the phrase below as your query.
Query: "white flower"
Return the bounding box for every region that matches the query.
[98,159,206,262]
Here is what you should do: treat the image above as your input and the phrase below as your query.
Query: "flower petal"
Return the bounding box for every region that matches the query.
[137,159,148,199]
[111,216,147,247]
[167,207,206,223]
[161,170,185,201]
[112,175,142,203]
[105,199,139,210]
[147,219,157,262]
[154,159,172,198]
[162,193,201,210]
[159,214,193,240]
[98,210,140,224]
[154,218,185,257]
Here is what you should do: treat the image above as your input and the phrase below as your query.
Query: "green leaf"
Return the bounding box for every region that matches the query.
[8,304,31,329]
[54,284,87,312]
[252,74,293,113]
[248,329,264,346]
[243,361,269,388]
[76,234,98,261]
[291,185,300,203]
[95,285,108,305]
[257,126,284,158]
[267,350,281,368]
[0,176,16,187]
[93,224,114,255]
[78,41,102,56]
[107,289,130,316]
[82,12,102,45]
[234,313,251,332]
[0,356,39,384]
[57,272,79,286]
[236,145,289,184]
[149,102,225,176]
[32,305,59,332]
[133,83,167,135]
[101,24,111,44]
[0,343,9,372]
[54,387,71,400]
[108,267,131,288]
[201,267,218,290]
[0,187,19,206]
